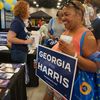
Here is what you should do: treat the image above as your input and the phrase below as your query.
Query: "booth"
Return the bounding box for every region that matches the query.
[0,48,39,87]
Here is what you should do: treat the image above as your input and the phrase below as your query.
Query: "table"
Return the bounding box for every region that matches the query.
[0,49,39,87]
[0,63,27,100]
[0,50,12,63]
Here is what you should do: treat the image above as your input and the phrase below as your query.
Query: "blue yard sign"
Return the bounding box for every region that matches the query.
[0,32,7,45]
[36,45,78,100]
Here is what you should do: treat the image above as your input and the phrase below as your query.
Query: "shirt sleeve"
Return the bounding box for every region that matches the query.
[39,26,44,33]
[10,20,23,34]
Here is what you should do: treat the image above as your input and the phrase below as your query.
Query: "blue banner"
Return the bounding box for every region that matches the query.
[36,45,78,100]
[0,32,7,45]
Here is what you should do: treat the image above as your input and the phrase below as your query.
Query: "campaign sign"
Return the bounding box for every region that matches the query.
[36,45,78,100]
[0,32,7,45]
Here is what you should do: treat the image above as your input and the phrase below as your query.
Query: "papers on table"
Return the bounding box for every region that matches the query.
[0,46,9,51]
[0,63,23,88]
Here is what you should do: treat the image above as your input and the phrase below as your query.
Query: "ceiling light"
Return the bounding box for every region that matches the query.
[57,2,61,6]
[36,4,39,7]
[58,0,62,2]
[57,5,60,8]
[33,1,37,4]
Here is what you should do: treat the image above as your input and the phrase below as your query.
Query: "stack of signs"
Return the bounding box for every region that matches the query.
[0,88,7,98]
[0,63,24,99]
[0,63,22,88]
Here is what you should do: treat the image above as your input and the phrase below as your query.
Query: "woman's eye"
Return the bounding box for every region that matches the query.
[64,14,70,16]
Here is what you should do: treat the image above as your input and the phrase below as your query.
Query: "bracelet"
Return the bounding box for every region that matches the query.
[74,52,77,58]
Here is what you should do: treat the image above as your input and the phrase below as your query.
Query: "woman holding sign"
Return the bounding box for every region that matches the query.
[43,0,100,100]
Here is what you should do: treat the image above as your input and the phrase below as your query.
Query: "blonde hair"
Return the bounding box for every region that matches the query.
[13,1,29,19]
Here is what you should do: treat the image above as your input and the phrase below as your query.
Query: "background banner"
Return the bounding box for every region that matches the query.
[0,32,7,45]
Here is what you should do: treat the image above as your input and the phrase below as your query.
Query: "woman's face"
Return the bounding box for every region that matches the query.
[62,6,79,30]
[57,10,64,19]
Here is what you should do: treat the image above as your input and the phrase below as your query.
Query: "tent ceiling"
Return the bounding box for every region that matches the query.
[30,10,52,19]
[26,0,66,8]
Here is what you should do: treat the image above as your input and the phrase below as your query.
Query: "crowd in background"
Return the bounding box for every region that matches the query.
[25,0,100,50]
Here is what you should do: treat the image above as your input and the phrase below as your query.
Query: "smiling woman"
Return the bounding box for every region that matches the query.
[43,0,99,100]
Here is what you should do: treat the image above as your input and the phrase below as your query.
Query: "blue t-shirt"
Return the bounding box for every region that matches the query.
[10,16,28,52]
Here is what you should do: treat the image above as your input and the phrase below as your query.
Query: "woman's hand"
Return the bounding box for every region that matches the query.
[50,35,56,40]
[59,39,75,56]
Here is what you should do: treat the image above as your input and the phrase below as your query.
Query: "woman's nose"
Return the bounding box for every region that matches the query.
[62,16,66,22]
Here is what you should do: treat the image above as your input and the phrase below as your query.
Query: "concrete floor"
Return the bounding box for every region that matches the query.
[27,79,47,100]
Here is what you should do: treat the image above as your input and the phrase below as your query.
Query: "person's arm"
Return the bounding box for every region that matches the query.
[8,18,33,45]
[43,87,54,100]
[89,6,94,21]
[7,31,33,44]
[39,26,46,37]
[48,18,55,40]
[77,31,97,72]
[48,32,55,40]
[59,31,97,72]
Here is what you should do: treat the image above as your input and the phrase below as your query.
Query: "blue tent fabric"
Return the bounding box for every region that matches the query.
[30,10,52,19]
